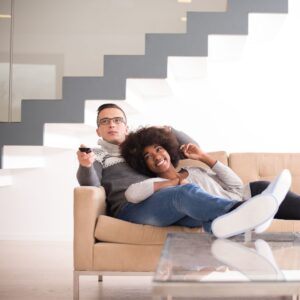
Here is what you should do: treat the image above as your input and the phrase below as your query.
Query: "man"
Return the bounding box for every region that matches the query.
[77,103,198,217]
[77,103,291,238]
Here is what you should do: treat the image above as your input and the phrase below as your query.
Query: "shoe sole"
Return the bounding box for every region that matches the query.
[262,169,291,206]
[211,194,277,239]
[255,169,291,234]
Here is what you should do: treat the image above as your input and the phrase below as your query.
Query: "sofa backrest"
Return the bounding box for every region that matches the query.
[178,151,300,194]
[178,151,228,170]
[229,153,300,194]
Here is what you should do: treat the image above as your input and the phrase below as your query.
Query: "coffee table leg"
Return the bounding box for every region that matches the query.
[244,230,252,242]
[152,295,173,300]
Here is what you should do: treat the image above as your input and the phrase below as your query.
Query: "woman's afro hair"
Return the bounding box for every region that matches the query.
[120,126,180,177]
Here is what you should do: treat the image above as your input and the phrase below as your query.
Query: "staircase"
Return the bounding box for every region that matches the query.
[0,0,288,170]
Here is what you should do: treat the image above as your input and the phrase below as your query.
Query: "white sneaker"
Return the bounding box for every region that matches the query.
[211,239,281,281]
[211,194,277,239]
[255,169,291,233]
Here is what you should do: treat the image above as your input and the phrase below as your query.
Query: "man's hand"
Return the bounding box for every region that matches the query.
[180,143,217,168]
[77,144,95,168]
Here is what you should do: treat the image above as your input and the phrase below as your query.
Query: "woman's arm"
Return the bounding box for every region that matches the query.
[125,177,181,203]
[180,143,243,189]
[210,161,244,189]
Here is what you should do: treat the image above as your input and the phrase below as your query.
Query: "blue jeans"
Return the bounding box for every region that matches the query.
[116,183,238,232]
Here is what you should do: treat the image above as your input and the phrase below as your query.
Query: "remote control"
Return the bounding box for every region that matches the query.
[79,147,92,154]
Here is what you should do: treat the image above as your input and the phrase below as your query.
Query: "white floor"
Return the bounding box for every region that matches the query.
[0,240,153,300]
[0,240,293,300]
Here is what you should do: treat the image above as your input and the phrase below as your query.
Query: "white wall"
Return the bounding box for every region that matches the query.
[0,0,299,241]
[0,148,77,240]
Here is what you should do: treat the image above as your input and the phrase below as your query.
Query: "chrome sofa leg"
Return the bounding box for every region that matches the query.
[73,271,80,300]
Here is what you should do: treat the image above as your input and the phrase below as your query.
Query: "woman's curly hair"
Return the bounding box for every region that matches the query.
[120,126,181,177]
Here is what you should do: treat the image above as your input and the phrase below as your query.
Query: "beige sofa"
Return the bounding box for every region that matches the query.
[73,152,300,299]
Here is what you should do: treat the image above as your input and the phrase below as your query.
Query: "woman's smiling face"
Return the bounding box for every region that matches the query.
[143,144,171,175]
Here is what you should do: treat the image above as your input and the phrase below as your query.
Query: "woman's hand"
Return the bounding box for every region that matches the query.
[180,143,204,160]
[178,178,189,185]
[180,143,217,168]
[153,176,188,192]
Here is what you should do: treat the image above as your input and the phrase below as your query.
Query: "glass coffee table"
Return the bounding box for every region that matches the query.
[153,232,300,299]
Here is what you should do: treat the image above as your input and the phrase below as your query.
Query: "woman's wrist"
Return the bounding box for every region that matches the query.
[198,153,217,168]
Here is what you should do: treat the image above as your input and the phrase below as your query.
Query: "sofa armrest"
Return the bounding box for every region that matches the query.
[73,186,106,270]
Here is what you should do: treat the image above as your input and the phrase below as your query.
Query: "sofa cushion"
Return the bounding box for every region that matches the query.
[94,215,201,245]
[93,243,162,271]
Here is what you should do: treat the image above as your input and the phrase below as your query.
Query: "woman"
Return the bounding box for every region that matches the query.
[119,127,296,237]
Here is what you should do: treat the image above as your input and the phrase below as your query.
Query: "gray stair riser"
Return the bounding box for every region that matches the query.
[145,34,208,57]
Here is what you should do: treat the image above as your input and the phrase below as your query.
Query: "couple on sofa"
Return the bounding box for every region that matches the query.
[77,103,300,238]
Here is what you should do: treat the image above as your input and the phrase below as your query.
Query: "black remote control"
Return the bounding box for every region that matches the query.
[79,147,92,154]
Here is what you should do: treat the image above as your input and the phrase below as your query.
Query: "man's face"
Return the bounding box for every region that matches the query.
[96,108,128,145]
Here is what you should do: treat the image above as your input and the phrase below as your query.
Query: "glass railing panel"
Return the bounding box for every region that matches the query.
[0,0,11,122]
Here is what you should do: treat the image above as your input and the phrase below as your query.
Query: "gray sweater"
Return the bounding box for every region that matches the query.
[76,128,198,216]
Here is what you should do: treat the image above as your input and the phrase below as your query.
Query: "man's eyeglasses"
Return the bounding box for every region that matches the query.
[98,117,126,126]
